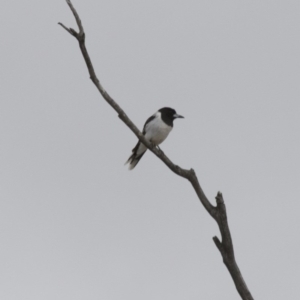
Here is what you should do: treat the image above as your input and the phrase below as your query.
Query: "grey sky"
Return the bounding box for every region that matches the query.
[1,0,299,299]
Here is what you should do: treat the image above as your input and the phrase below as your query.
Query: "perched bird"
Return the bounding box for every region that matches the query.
[125,107,184,170]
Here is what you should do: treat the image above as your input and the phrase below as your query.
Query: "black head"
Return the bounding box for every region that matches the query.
[158,107,184,126]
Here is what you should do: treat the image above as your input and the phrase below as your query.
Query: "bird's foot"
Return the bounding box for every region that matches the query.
[149,141,155,148]
[156,145,164,155]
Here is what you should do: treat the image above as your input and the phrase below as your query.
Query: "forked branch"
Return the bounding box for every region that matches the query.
[59,1,254,299]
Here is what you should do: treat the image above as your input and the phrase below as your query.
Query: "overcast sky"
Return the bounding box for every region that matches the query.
[1,0,299,299]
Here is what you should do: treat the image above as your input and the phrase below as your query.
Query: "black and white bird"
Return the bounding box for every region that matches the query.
[125,107,184,170]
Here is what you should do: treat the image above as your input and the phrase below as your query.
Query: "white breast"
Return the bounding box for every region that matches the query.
[144,112,172,145]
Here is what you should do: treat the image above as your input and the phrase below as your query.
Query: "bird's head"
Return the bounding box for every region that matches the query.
[159,107,184,121]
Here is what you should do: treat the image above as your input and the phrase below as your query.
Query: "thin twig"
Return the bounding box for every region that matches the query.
[59,1,254,299]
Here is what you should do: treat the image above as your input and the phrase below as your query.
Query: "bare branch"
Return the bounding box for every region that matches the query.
[213,236,224,254]
[66,0,84,35]
[59,1,254,299]
[57,22,73,35]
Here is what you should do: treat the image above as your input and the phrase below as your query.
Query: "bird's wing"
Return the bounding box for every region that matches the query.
[142,115,156,134]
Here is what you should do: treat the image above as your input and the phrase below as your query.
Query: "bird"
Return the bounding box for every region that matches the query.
[125,107,184,170]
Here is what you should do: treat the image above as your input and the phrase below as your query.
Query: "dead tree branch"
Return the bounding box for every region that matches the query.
[59,1,254,299]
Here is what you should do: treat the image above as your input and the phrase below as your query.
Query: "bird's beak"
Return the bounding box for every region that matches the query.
[174,114,184,119]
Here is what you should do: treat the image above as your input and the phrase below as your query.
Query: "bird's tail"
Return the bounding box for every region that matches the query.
[125,142,147,170]
[125,153,145,170]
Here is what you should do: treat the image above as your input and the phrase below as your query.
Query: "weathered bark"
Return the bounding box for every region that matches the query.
[59,1,254,299]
